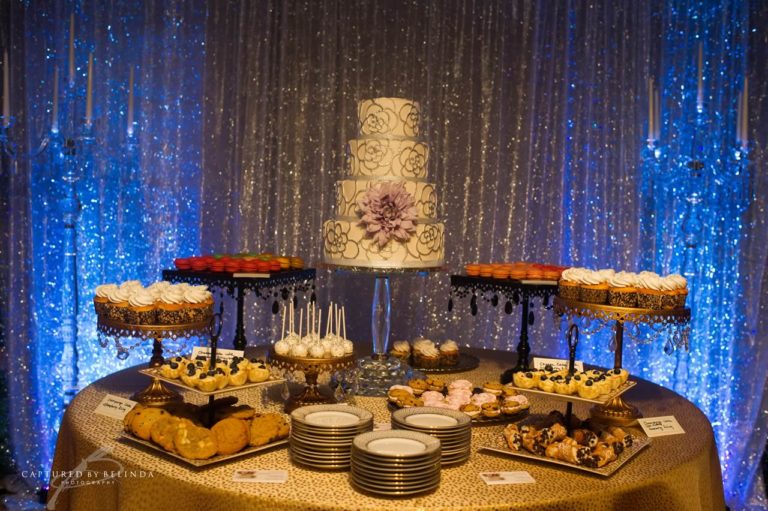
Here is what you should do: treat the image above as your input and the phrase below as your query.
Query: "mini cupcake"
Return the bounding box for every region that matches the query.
[183,286,214,323]
[389,340,411,362]
[558,268,582,300]
[578,270,610,304]
[413,341,441,369]
[125,289,157,325]
[659,276,679,309]
[156,286,186,325]
[636,273,665,309]
[607,272,639,307]
[667,274,688,307]
[439,340,460,366]
[93,284,117,317]
[104,286,131,322]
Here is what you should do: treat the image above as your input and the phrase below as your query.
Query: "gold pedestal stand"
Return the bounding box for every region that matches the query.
[553,297,691,426]
[97,318,213,406]
[269,351,356,413]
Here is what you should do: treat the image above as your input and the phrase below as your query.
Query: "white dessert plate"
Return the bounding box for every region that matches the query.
[303,410,361,427]
[291,404,373,428]
[392,407,471,429]
[138,367,282,396]
[354,430,441,458]
[405,413,458,427]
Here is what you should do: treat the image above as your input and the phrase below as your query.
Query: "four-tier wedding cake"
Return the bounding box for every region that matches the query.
[322,97,445,269]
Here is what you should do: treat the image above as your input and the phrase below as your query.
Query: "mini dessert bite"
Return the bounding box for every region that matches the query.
[439,340,460,366]
[248,361,271,383]
[636,272,665,309]
[537,375,555,393]
[412,340,440,368]
[228,366,248,386]
[460,403,481,418]
[407,378,429,395]
[197,371,219,392]
[481,402,501,418]
[512,371,537,389]
[607,271,639,307]
[577,379,601,399]
[389,340,411,362]
[159,361,181,379]
[501,394,529,415]
[448,379,474,392]
[425,376,446,392]
[482,381,504,395]
[578,269,610,304]
[558,268,583,300]
[93,284,116,316]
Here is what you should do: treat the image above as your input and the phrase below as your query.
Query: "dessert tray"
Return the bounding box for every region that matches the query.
[387,401,528,425]
[121,433,288,468]
[137,367,284,396]
[508,380,637,405]
[410,353,480,373]
[479,434,650,477]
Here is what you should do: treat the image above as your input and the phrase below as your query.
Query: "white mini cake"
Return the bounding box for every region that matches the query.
[323,98,445,269]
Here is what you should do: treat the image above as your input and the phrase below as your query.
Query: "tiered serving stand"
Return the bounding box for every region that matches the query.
[553,296,691,425]
[96,316,214,406]
[162,268,316,349]
[449,275,558,382]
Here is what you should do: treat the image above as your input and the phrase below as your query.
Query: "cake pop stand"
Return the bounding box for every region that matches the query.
[97,316,214,406]
[268,351,356,412]
[553,297,691,425]
[449,275,558,382]
[325,265,443,397]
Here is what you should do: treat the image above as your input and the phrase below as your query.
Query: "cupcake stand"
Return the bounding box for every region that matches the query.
[448,275,559,382]
[97,316,214,405]
[162,268,316,350]
[553,296,691,425]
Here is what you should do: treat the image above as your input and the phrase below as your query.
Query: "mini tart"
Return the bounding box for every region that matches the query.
[248,364,270,383]
[180,367,200,388]
[512,371,537,389]
[197,371,219,392]
[215,369,229,390]
[577,379,601,399]
[481,402,501,418]
[460,403,481,418]
[554,377,576,395]
[160,362,181,379]
[606,370,622,390]
[482,382,504,395]
[537,375,555,393]
[228,367,248,386]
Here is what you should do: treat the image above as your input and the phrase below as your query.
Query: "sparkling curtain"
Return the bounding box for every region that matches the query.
[2,0,767,508]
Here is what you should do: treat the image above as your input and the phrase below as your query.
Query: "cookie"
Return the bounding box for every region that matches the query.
[123,404,145,433]
[130,407,170,440]
[248,413,290,447]
[211,418,249,455]
[150,416,188,452]
[173,424,218,460]
[215,404,256,421]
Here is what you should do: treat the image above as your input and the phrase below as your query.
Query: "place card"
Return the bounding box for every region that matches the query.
[232,469,288,483]
[638,416,686,437]
[94,394,137,420]
[479,471,536,485]
[532,357,584,373]
[191,347,244,363]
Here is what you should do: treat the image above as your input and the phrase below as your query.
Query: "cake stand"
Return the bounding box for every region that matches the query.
[553,297,691,425]
[268,350,356,412]
[162,269,316,350]
[97,316,214,405]
[326,265,443,397]
[449,275,558,382]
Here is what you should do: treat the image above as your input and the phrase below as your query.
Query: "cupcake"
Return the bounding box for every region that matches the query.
[125,289,157,325]
[104,286,131,322]
[558,268,582,300]
[93,284,117,317]
[636,273,665,309]
[156,286,186,325]
[607,272,639,307]
[389,340,411,362]
[659,276,679,309]
[578,270,610,304]
[668,274,688,307]
[439,340,460,366]
[413,340,440,369]
[183,286,214,323]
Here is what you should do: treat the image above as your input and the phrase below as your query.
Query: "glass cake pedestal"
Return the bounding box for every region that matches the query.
[326,265,443,397]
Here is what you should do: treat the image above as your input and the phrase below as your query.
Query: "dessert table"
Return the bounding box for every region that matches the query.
[48,349,725,511]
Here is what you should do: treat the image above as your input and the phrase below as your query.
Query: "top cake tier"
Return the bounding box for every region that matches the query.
[358,98,421,138]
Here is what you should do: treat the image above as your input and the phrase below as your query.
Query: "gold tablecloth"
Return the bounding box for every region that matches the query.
[49,349,725,510]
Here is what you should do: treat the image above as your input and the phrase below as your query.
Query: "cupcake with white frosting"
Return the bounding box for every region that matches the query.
[558,267,582,300]
[413,340,440,369]
[439,340,460,366]
[578,269,610,304]
[636,273,665,309]
[389,340,411,362]
[607,272,639,307]
[125,289,157,324]
[156,286,186,324]
[105,286,132,322]
[93,283,117,316]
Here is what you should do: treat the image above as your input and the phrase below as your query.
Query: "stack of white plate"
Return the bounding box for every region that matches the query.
[290,404,373,470]
[350,430,441,496]
[391,407,472,465]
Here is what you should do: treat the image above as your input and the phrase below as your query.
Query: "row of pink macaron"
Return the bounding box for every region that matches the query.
[560,268,687,290]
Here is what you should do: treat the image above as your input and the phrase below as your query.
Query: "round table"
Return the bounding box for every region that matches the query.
[48,349,725,511]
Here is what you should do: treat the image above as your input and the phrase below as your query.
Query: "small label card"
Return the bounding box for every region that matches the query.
[191,347,244,363]
[479,471,536,485]
[638,416,686,437]
[94,394,137,420]
[532,357,584,373]
[232,469,288,483]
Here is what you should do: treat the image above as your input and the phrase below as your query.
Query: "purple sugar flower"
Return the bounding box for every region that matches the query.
[356,181,418,248]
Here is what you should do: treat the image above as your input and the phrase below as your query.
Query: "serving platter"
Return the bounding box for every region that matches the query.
[120,433,288,468]
[137,367,283,396]
[410,353,480,373]
[508,380,637,405]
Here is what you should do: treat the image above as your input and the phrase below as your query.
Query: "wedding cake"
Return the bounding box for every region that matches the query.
[322,98,445,269]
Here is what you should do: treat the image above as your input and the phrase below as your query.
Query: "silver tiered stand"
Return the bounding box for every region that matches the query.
[325,264,443,396]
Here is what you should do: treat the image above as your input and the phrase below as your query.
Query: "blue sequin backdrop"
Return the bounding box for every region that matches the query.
[1,1,767,509]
